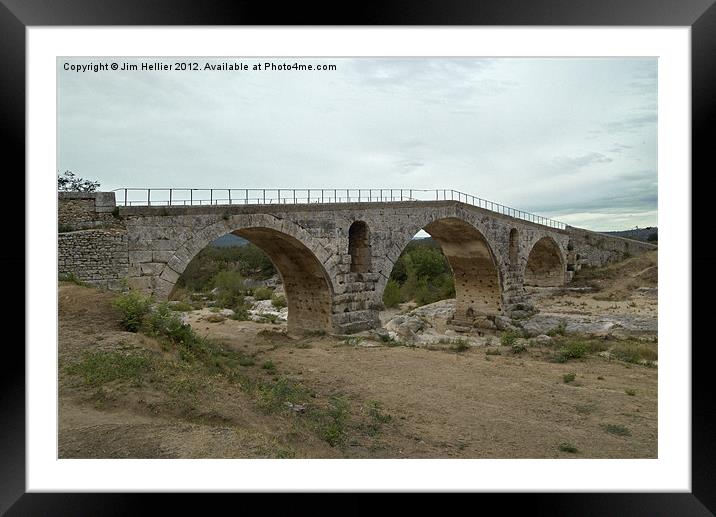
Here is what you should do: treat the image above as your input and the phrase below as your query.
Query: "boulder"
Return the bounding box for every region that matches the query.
[530,334,553,345]
[384,314,426,340]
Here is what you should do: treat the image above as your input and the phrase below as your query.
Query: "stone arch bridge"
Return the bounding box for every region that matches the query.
[58,191,656,334]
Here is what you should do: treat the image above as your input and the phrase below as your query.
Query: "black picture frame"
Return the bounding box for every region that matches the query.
[3,0,712,513]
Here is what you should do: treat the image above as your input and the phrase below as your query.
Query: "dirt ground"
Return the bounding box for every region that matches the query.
[58,251,657,459]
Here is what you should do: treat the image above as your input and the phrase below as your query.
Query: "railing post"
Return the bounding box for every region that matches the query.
[321,189,324,203]
[293,190,296,204]
[245,189,248,204]
[148,189,151,206]
[228,189,231,205]
[169,189,172,206]
[400,189,403,201]
[409,189,412,200]
[210,189,213,205]
[263,189,266,204]
[190,189,193,205]
[308,189,310,203]
[346,189,349,202]
[124,189,127,206]
[278,189,281,204]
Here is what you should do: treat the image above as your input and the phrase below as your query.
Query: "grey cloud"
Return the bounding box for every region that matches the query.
[58,57,657,231]
[605,113,657,134]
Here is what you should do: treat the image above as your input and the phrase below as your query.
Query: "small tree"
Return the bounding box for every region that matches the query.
[57,170,100,192]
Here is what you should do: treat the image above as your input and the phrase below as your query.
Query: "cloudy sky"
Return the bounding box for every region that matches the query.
[58,57,657,231]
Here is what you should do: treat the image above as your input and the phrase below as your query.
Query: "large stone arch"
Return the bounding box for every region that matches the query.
[523,236,566,287]
[159,213,337,334]
[377,208,505,329]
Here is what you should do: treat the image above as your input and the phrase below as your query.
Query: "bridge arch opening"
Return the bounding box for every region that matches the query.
[172,227,334,334]
[383,217,502,329]
[348,221,371,273]
[524,236,565,287]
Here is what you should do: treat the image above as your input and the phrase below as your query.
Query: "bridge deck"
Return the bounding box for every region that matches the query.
[117,200,569,232]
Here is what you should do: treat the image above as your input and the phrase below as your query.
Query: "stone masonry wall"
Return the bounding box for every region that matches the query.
[58,229,129,289]
[58,192,130,290]
[565,226,657,269]
[58,192,118,230]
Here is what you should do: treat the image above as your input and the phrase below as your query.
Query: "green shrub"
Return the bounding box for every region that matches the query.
[231,306,250,321]
[501,329,522,347]
[211,270,246,309]
[169,301,193,312]
[113,291,153,332]
[511,342,527,354]
[563,372,576,383]
[602,424,632,437]
[271,294,287,309]
[261,360,276,371]
[175,243,276,292]
[386,239,456,307]
[450,338,470,353]
[558,442,578,453]
[547,320,567,336]
[382,279,402,308]
[260,313,279,324]
[254,287,273,301]
[556,340,589,362]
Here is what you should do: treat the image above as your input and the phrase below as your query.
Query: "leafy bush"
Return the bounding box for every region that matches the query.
[547,320,567,336]
[558,442,578,453]
[563,372,576,383]
[450,338,470,353]
[176,243,276,292]
[501,329,522,347]
[57,170,100,192]
[113,291,153,332]
[556,340,589,362]
[254,287,273,301]
[211,270,245,310]
[386,238,456,307]
[231,306,250,321]
[271,294,287,309]
[382,279,402,308]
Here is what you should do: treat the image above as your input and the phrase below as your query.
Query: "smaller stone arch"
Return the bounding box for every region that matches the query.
[524,236,566,287]
[509,228,519,268]
[348,221,371,273]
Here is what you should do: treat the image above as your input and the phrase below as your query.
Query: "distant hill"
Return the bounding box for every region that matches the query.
[602,227,657,243]
[211,234,248,247]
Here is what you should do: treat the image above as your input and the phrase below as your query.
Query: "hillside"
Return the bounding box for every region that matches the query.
[601,227,657,243]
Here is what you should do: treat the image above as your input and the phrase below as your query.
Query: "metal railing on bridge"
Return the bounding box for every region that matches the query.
[113,188,566,230]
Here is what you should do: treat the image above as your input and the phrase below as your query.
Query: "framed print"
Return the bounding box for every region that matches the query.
[4,0,713,513]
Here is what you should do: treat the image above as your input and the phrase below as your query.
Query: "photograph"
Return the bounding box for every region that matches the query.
[56,56,659,460]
